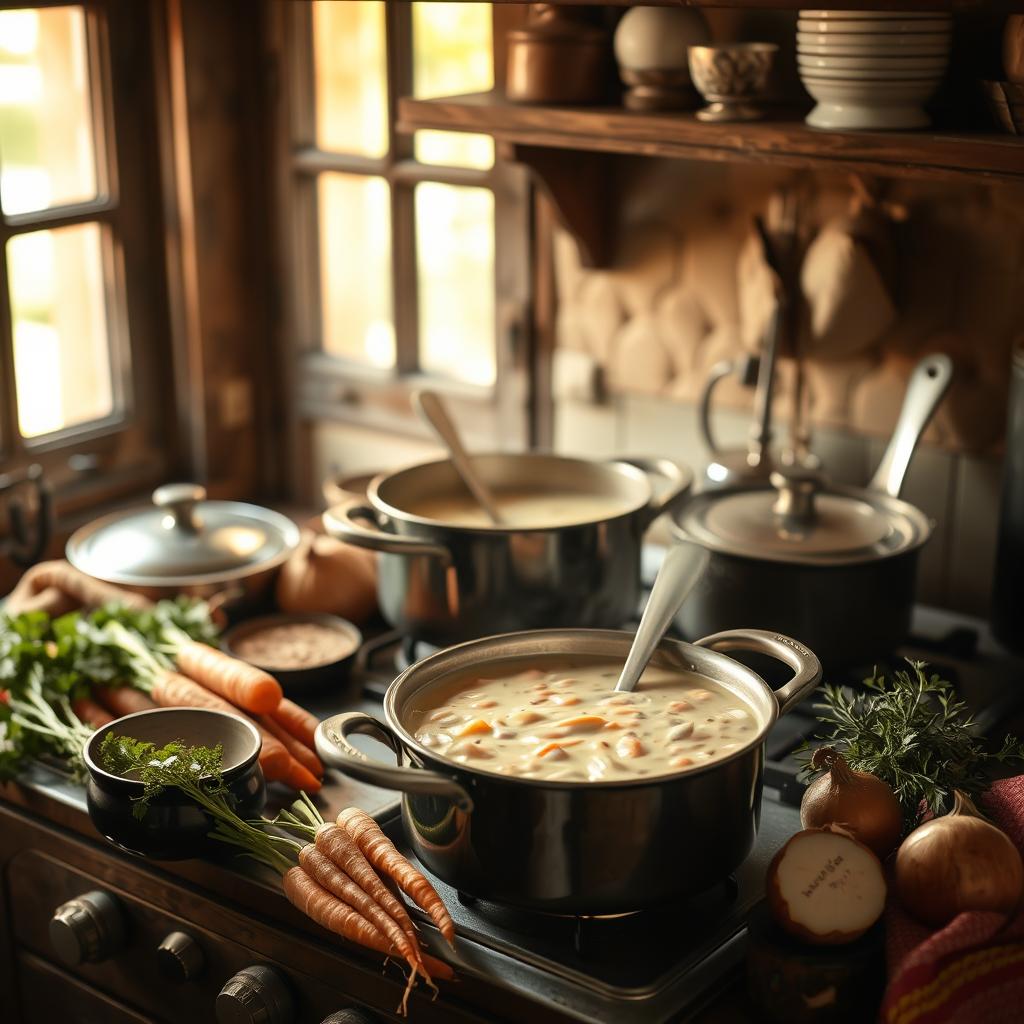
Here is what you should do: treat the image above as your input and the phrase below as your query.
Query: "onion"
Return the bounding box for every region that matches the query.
[275,529,378,623]
[800,746,903,860]
[894,790,1024,928]
[767,825,887,945]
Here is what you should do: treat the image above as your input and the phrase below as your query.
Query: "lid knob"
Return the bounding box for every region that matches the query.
[770,468,825,532]
[153,483,207,534]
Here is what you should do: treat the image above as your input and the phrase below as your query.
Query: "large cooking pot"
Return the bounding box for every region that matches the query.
[315,626,821,914]
[323,454,692,644]
[66,483,300,601]
[670,354,953,671]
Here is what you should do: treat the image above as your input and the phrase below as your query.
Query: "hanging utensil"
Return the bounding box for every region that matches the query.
[412,390,506,526]
[614,541,710,692]
[0,464,52,569]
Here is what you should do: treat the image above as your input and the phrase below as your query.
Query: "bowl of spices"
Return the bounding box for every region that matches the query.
[223,613,362,695]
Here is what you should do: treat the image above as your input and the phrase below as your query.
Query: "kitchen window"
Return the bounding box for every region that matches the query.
[271,1,530,492]
[0,2,173,511]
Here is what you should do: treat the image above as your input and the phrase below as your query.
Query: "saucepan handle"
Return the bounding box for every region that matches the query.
[315,711,474,813]
[693,628,822,717]
[615,458,694,528]
[323,499,452,561]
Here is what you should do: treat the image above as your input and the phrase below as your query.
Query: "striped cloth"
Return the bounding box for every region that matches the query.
[881,776,1024,1024]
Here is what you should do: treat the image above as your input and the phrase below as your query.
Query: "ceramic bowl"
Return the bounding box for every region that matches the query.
[688,43,778,120]
[796,38,952,56]
[84,707,266,860]
[797,18,952,34]
[799,8,949,17]
[223,612,363,697]
[797,54,948,71]
[802,74,937,129]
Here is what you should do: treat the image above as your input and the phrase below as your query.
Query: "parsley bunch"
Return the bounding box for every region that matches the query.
[800,661,1024,828]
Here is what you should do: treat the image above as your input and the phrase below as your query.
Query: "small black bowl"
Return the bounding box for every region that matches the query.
[84,708,266,861]
[222,612,363,697]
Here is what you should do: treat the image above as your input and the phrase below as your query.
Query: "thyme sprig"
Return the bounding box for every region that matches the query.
[799,660,1024,829]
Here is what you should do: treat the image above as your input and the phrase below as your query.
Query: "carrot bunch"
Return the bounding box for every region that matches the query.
[94,620,325,794]
[99,732,457,1015]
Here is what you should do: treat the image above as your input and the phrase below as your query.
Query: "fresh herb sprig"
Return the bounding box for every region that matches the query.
[800,660,1024,828]
[99,734,299,872]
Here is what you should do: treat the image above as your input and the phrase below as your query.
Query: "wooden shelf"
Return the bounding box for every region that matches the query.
[398,92,1024,186]
[399,91,1023,267]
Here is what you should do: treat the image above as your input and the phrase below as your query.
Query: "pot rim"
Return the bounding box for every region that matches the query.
[366,454,656,535]
[66,500,301,588]
[84,707,262,789]
[380,627,780,790]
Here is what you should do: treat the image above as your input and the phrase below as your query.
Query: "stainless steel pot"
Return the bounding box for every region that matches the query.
[315,626,822,914]
[670,354,953,670]
[323,454,692,644]
[66,483,301,601]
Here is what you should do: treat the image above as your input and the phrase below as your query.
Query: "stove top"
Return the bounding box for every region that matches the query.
[378,803,800,1024]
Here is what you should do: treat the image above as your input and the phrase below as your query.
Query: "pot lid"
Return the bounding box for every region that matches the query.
[674,468,931,566]
[67,484,300,584]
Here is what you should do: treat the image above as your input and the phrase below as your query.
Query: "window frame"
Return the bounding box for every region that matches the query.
[268,1,533,499]
[0,0,177,516]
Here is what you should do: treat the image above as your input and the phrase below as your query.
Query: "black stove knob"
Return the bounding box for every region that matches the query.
[321,1012,378,1024]
[216,965,294,1024]
[49,890,125,966]
[156,930,204,984]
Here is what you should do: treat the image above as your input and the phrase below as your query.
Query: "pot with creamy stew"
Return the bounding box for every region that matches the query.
[315,626,821,914]
[323,454,693,644]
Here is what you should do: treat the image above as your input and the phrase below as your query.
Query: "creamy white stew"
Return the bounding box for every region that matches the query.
[407,657,761,782]
[404,490,632,528]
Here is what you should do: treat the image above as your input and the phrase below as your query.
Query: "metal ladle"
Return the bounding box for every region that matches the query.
[614,542,711,692]
[413,389,506,526]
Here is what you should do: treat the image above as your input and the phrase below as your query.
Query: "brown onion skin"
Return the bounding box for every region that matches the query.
[894,791,1024,928]
[800,748,904,860]
[276,530,378,622]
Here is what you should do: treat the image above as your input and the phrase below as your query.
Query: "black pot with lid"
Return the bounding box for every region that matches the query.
[670,354,953,671]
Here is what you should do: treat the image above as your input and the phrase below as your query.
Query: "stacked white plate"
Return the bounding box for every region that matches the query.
[797,10,953,130]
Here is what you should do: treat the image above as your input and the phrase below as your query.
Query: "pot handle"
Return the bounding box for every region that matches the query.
[693,628,822,717]
[699,356,760,457]
[322,499,452,561]
[315,711,474,813]
[616,458,694,528]
[867,353,953,499]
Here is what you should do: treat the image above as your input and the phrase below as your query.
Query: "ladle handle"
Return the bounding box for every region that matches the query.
[413,390,505,525]
[614,542,710,693]
[868,354,953,499]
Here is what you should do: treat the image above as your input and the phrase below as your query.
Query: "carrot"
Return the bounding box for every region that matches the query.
[281,867,420,1015]
[94,685,157,718]
[313,823,419,947]
[257,713,324,778]
[270,697,320,750]
[150,670,291,782]
[174,641,282,714]
[338,807,456,948]
[4,584,78,618]
[456,719,492,737]
[299,845,423,973]
[282,758,322,794]
[14,560,151,611]
[71,696,115,729]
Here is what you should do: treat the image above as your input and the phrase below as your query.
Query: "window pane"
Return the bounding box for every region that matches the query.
[313,1,387,159]
[0,6,98,216]
[319,173,394,367]
[7,223,114,438]
[412,3,493,169]
[415,183,494,386]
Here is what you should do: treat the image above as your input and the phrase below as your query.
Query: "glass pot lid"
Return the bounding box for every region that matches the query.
[674,469,931,566]
[66,483,301,584]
